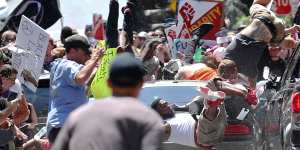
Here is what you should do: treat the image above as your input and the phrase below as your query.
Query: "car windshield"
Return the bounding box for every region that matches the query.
[23,85,49,117]
[139,86,200,106]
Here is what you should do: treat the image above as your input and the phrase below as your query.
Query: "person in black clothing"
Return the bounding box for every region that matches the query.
[106,0,119,49]
[224,0,300,88]
[106,0,136,54]
[257,45,286,81]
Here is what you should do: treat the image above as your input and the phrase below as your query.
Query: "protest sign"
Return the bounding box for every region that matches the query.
[177,0,223,40]
[165,25,177,50]
[172,39,195,64]
[12,15,49,92]
[90,48,117,99]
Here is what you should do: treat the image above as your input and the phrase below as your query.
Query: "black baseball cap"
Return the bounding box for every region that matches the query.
[109,52,146,87]
[64,34,91,54]
[151,97,162,110]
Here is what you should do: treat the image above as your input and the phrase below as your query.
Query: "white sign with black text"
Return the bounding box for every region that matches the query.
[12,15,49,92]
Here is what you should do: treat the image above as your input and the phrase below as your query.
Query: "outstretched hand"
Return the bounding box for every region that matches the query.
[285,24,300,34]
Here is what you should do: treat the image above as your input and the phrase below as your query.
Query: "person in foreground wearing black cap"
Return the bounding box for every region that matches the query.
[46,34,104,145]
[52,52,164,150]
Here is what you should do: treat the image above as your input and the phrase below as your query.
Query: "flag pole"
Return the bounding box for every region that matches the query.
[57,0,64,28]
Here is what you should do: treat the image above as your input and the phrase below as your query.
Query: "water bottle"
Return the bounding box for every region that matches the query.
[34,126,47,140]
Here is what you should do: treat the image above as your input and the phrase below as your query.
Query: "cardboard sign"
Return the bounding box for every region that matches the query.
[13,15,49,92]
[90,48,117,99]
[172,39,194,63]
[177,0,223,40]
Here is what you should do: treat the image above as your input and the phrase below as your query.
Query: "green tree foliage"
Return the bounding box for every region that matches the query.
[223,0,250,29]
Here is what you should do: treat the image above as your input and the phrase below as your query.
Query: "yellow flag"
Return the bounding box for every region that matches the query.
[169,0,177,13]
[90,48,117,99]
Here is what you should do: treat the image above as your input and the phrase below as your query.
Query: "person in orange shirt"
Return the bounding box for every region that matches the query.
[188,66,217,81]
[176,56,218,81]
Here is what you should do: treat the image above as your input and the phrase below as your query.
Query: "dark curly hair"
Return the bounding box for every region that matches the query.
[0,64,17,78]
[0,97,7,111]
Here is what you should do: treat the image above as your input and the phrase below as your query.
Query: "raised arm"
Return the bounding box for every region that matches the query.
[106,0,119,48]
[28,103,38,129]
[122,2,135,45]
[75,48,104,85]
[215,81,248,97]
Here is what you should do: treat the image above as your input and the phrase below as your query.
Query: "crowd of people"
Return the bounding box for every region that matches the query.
[0,0,300,149]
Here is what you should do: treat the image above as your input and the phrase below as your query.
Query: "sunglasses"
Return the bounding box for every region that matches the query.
[268,45,281,50]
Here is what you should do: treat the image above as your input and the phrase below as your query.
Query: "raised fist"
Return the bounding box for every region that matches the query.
[179,2,195,25]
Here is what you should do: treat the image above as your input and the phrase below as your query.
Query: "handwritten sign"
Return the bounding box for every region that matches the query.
[13,15,49,92]
[172,39,195,64]
[90,48,117,99]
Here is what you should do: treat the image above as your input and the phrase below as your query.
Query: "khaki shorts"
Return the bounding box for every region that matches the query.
[195,105,227,146]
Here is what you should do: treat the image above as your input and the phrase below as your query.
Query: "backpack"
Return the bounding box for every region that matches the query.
[162,59,183,80]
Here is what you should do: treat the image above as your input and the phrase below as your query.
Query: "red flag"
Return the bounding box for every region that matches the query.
[93,14,106,40]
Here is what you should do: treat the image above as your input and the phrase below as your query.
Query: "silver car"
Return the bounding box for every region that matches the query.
[277,44,300,150]
[258,43,300,150]
[139,80,263,150]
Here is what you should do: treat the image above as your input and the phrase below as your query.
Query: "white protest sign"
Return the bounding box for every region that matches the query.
[176,0,223,40]
[172,39,195,64]
[165,25,177,50]
[13,15,49,92]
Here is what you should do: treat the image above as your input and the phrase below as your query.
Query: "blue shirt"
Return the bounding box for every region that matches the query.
[47,59,87,130]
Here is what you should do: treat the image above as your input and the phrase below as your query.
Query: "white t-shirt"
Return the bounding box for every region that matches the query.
[166,113,196,147]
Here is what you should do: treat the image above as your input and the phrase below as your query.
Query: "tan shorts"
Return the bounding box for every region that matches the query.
[195,105,227,146]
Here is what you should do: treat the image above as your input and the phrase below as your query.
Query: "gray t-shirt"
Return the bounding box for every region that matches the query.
[52,97,164,150]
